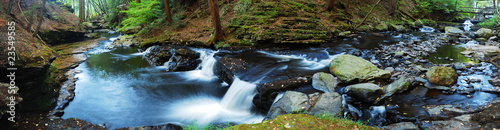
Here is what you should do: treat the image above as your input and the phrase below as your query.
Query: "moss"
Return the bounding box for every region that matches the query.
[228,114,381,130]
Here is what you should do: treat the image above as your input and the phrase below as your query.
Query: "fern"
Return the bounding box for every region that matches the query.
[119,0,162,31]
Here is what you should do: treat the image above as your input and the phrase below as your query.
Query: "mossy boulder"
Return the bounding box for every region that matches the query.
[414,19,424,28]
[329,54,391,83]
[376,23,389,31]
[344,83,383,103]
[426,66,458,86]
[377,77,412,103]
[475,28,494,38]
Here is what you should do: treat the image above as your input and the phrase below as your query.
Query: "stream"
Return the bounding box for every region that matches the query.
[61,27,499,129]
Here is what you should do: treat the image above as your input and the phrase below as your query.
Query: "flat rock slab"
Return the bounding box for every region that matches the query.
[384,122,419,130]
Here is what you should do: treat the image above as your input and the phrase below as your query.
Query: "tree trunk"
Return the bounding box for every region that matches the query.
[79,0,85,23]
[6,0,14,15]
[389,0,395,15]
[164,0,172,21]
[34,0,47,37]
[208,0,223,45]
[327,0,335,11]
[344,0,349,14]
[26,0,35,31]
[355,0,382,30]
[136,0,140,3]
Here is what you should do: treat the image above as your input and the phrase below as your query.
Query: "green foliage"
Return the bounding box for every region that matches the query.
[119,0,163,31]
[478,15,500,28]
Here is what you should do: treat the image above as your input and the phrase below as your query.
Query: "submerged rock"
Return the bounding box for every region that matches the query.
[312,72,338,93]
[445,26,464,34]
[330,54,390,83]
[344,83,383,103]
[475,28,494,38]
[426,66,457,86]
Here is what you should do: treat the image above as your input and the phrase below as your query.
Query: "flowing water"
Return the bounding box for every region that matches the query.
[62,30,499,129]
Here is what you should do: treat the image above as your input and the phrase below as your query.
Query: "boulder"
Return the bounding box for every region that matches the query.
[414,19,424,28]
[426,66,458,86]
[214,57,249,85]
[377,77,411,103]
[312,72,338,93]
[253,76,311,112]
[120,26,142,34]
[475,28,494,38]
[445,26,464,34]
[307,92,344,117]
[266,91,344,120]
[376,23,389,31]
[266,91,309,119]
[330,54,391,83]
[391,24,406,32]
[489,78,500,86]
[143,45,201,71]
[344,83,383,103]
[0,83,22,119]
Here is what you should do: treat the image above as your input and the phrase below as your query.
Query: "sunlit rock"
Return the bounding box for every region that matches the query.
[426,66,457,86]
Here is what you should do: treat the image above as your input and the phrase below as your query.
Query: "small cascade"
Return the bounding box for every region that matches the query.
[419,26,435,33]
[220,78,258,112]
[464,20,473,31]
[197,50,218,77]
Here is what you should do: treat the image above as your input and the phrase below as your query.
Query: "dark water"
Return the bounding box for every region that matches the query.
[426,44,478,64]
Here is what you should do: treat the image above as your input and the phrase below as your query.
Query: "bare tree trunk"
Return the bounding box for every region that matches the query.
[79,0,85,23]
[26,0,35,31]
[355,0,382,30]
[6,0,14,15]
[34,0,47,37]
[164,0,172,21]
[136,0,140,3]
[345,0,350,14]
[327,0,335,11]
[389,0,395,15]
[208,0,223,45]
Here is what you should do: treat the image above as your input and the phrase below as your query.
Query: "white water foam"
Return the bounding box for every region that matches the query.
[420,26,435,33]
[167,78,264,125]
[88,36,119,54]
[464,20,473,31]
[182,49,218,80]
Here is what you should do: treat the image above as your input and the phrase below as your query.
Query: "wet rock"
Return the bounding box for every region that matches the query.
[384,67,395,73]
[392,25,406,32]
[453,63,466,70]
[214,57,249,85]
[344,83,383,103]
[414,19,424,28]
[253,76,311,111]
[330,54,391,83]
[460,50,473,55]
[394,52,405,57]
[266,91,309,119]
[144,46,201,72]
[307,92,344,117]
[339,31,352,37]
[49,70,79,117]
[489,36,498,41]
[489,78,500,86]
[471,102,500,129]
[445,26,464,34]
[312,72,338,93]
[109,35,140,48]
[47,118,106,129]
[476,28,494,38]
[120,26,142,34]
[491,56,500,68]
[426,66,458,86]
[384,122,419,130]
[377,77,411,103]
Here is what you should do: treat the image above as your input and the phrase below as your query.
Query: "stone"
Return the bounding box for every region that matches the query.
[414,19,424,28]
[460,50,473,55]
[421,120,480,130]
[312,72,338,93]
[475,28,494,38]
[426,66,458,86]
[376,23,389,31]
[307,92,344,117]
[120,26,142,34]
[392,24,406,32]
[489,78,500,86]
[445,26,464,34]
[266,91,309,119]
[385,122,419,130]
[339,31,352,37]
[253,76,311,112]
[330,54,391,83]
[394,52,405,57]
[384,67,395,73]
[344,83,383,103]
[377,77,411,103]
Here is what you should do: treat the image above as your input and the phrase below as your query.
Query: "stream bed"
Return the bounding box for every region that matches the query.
[60,30,500,129]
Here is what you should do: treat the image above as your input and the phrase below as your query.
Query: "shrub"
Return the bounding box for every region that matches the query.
[118,0,163,31]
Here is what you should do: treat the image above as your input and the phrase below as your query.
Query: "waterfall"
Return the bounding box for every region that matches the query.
[464,20,473,31]
[197,50,217,77]
[220,78,258,112]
